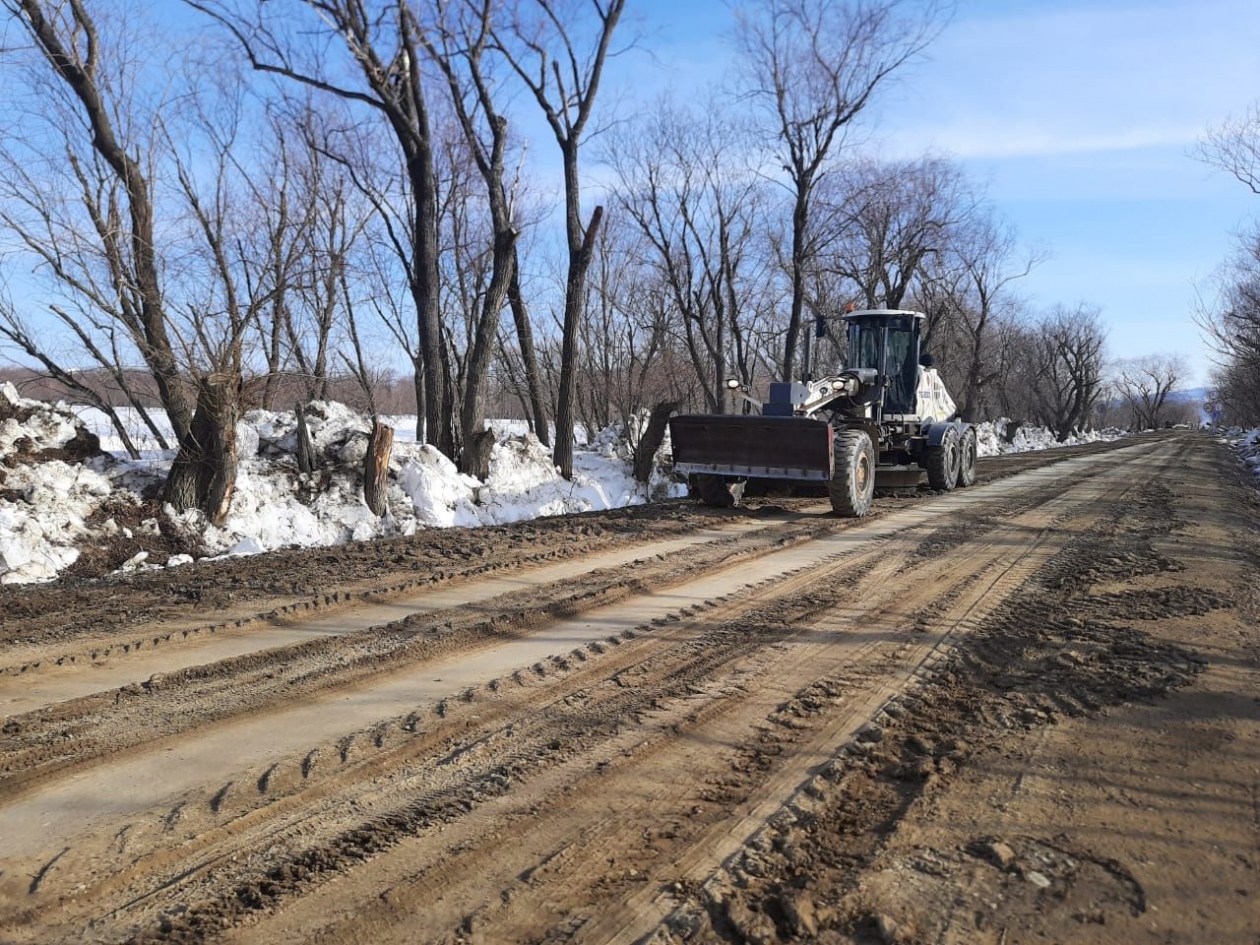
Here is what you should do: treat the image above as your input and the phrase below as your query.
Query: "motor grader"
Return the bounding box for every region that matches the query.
[669,308,977,517]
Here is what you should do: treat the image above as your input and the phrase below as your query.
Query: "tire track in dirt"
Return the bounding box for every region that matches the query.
[0,436,1145,668]
[0,512,875,796]
[389,441,1171,945]
[0,440,1171,943]
[0,518,797,686]
[0,444,1150,805]
[586,443,1171,945]
[0,446,1157,865]
[88,446,1169,945]
[636,439,1216,945]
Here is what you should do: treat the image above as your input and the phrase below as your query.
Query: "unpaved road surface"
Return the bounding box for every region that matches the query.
[1,433,1256,945]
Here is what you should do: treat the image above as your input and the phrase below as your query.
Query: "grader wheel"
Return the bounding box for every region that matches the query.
[957,427,978,487]
[927,427,961,492]
[829,429,875,517]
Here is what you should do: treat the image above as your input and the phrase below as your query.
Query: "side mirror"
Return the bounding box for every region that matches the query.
[919,352,936,368]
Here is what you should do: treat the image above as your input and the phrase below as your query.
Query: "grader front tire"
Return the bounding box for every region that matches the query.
[829,430,875,517]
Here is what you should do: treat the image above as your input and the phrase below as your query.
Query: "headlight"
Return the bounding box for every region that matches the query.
[725,378,741,390]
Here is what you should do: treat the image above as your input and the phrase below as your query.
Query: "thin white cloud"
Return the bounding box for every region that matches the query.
[903,124,1204,160]
[880,0,1260,161]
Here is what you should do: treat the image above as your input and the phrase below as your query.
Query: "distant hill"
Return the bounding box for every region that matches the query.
[1167,387,1206,404]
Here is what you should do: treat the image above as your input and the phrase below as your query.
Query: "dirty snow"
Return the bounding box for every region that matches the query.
[972,419,1122,458]
[1226,428,1260,487]
[1,384,1119,585]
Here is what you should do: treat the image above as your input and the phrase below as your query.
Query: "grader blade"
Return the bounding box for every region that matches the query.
[669,415,834,482]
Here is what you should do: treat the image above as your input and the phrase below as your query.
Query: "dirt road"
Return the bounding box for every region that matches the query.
[0,433,1255,945]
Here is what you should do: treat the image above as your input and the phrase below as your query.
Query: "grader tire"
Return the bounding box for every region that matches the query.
[927,427,961,492]
[696,474,734,508]
[829,430,875,517]
[957,427,978,488]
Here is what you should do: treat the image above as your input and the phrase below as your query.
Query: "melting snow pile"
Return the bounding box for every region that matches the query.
[972,419,1123,458]
[0,383,114,583]
[1227,428,1260,486]
[188,402,650,549]
[2,394,663,584]
[1,389,1122,586]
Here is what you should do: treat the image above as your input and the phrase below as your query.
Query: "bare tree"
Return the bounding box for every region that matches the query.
[575,218,694,434]
[491,0,626,479]
[1199,102,1260,196]
[0,284,144,457]
[1023,304,1107,441]
[609,97,772,414]
[1194,99,1260,423]
[815,156,973,312]
[734,0,945,380]
[190,0,455,458]
[3,0,194,443]
[266,106,372,408]
[2,0,304,524]
[160,68,323,521]
[978,309,1035,423]
[506,248,551,444]
[1112,353,1188,430]
[946,214,1042,421]
[1208,357,1260,425]
[421,0,527,477]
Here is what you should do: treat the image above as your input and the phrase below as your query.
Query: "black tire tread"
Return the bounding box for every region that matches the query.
[829,429,875,517]
[957,427,978,487]
[696,474,734,508]
[926,427,960,491]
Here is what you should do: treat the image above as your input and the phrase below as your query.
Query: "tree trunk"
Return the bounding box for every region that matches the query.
[363,418,394,517]
[459,232,514,476]
[14,0,193,443]
[163,375,240,527]
[553,204,605,479]
[783,189,809,381]
[99,404,141,460]
[465,428,495,483]
[633,400,678,484]
[294,403,316,475]
[508,255,550,447]
[412,362,426,443]
[405,113,449,458]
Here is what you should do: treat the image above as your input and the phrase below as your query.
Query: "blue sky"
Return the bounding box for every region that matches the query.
[623,0,1260,386]
[5,0,1256,388]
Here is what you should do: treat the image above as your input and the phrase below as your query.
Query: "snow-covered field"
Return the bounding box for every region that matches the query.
[1,382,1123,585]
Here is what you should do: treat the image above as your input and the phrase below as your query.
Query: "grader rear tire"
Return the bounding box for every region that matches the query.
[829,430,875,517]
[957,427,978,488]
[927,427,961,492]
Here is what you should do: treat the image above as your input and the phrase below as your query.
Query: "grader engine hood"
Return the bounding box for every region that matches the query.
[668,415,834,481]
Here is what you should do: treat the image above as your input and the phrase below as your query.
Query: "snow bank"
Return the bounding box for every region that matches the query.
[1,392,1123,586]
[972,419,1123,458]
[2,398,672,584]
[1226,428,1260,486]
[195,408,656,553]
[1,384,114,583]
